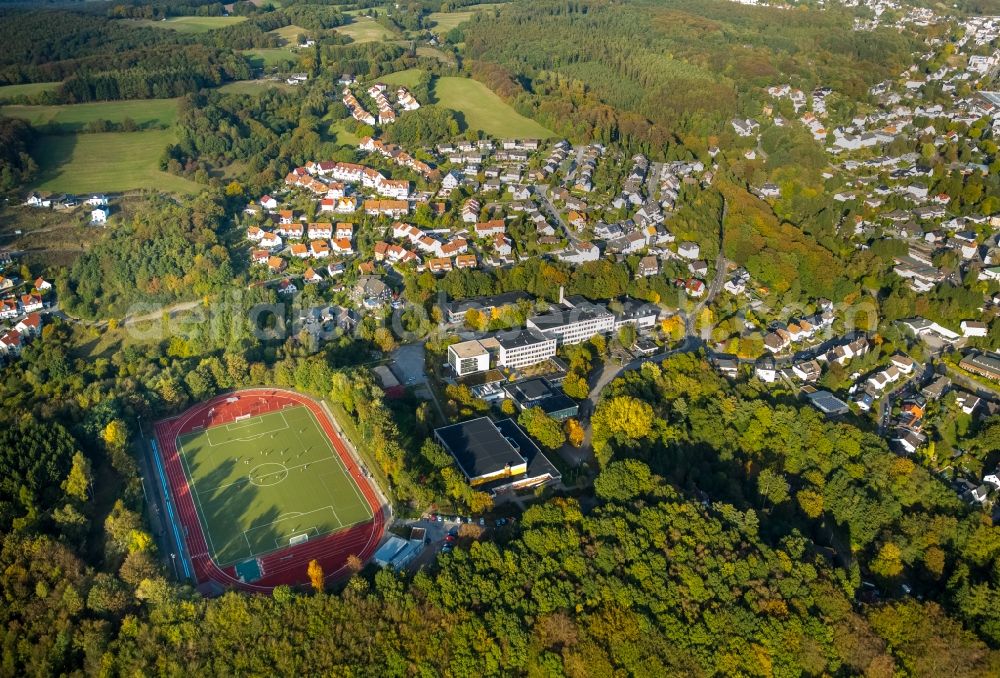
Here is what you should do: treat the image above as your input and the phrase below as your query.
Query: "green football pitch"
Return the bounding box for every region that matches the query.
[175,405,373,567]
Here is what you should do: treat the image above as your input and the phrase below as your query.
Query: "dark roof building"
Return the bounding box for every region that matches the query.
[433,417,561,494]
[503,378,579,420]
[443,291,531,323]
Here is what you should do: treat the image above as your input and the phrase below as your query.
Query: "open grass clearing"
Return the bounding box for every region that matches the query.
[434,76,554,138]
[328,118,361,147]
[427,3,508,34]
[1,98,179,132]
[335,16,397,43]
[416,46,454,64]
[129,15,247,33]
[30,130,199,195]
[216,80,295,95]
[379,68,424,88]
[242,47,299,69]
[0,81,61,102]
[268,24,308,45]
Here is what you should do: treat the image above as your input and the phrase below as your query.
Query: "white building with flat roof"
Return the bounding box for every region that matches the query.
[496,329,557,369]
[448,340,491,376]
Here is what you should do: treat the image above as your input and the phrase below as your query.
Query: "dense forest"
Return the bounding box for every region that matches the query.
[58,196,234,318]
[4,340,1000,674]
[462,0,915,149]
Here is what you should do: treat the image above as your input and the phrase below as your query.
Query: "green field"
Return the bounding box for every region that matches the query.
[1,98,179,132]
[268,24,308,44]
[427,3,508,33]
[335,17,396,43]
[31,130,199,195]
[132,15,247,33]
[0,81,61,102]
[328,118,361,147]
[416,46,454,64]
[217,80,294,95]
[434,76,554,138]
[379,68,424,88]
[242,48,299,68]
[176,405,373,567]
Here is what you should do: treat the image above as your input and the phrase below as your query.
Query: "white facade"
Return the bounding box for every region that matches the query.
[496,331,557,369]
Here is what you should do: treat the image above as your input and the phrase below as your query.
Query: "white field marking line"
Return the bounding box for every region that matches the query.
[319,417,374,520]
[175,439,220,559]
[243,506,339,542]
[199,456,338,495]
[316,474,344,529]
[206,411,290,445]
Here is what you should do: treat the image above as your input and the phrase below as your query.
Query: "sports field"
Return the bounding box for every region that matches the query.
[434,77,554,138]
[30,130,199,194]
[175,405,374,567]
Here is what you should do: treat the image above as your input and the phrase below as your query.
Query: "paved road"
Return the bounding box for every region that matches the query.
[575,196,729,464]
[536,185,578,246]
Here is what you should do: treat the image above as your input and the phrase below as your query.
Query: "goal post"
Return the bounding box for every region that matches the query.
[289,533,309,546]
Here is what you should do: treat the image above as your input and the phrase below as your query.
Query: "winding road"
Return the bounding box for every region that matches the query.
[569,196,729,464]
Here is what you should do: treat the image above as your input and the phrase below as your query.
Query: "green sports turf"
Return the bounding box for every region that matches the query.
[175,405,373,567]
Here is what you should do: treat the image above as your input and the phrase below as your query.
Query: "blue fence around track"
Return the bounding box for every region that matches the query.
[150,438,193,580]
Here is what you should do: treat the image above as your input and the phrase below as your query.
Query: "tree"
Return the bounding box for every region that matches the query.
[871,542,903,579]
[616,324,637,348]
[308,559,324,592]
[518,407,565,449]
[565,418,584,447]
[594,460,656,501]
[757,469,789,511]
[102,420,128,452]
[796,488,824,518]
[62,452,92,502]
[591,396,654,465]
[372,327,397,353]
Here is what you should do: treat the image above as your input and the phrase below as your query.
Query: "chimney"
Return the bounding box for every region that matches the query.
[558,285,564,306]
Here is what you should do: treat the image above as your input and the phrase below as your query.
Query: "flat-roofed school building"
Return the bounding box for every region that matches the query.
[433,417,561,494]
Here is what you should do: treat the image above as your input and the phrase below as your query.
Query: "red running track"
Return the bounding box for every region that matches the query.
[153,388,386,592]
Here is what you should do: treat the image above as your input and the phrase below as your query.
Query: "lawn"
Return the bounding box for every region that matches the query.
[1,98,179,132]
[217,80,294,95]
[328,118,361,147]
[335,17,396,43]
[379,68,424,88]
[30,130,200,195]
[242,48,299,69]
[434,76,554,138]
[0,81,61,102]
[131,15,247,33]
[176,405,373,566]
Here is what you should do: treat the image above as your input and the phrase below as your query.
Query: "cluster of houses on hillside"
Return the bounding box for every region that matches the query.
[341,81,422,128]
[25,193,111,224]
